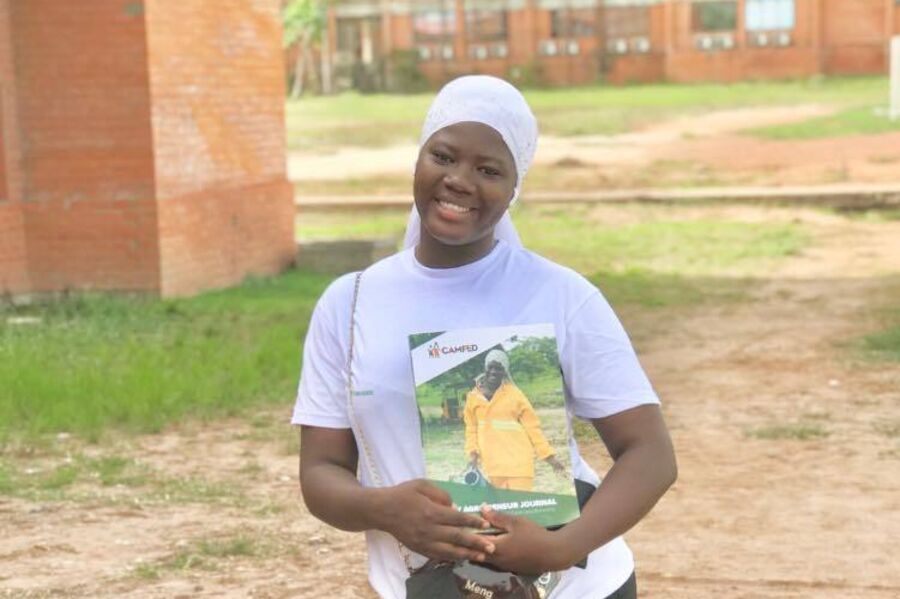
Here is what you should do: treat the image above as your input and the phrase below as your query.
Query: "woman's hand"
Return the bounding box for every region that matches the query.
[480,506,574,574]
[371,480,496,563]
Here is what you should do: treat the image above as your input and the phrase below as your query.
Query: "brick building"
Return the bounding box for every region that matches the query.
[0,1,295,298]
[327,0,900,89]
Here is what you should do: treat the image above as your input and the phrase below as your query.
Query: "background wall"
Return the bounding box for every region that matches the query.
[0,0,294,298]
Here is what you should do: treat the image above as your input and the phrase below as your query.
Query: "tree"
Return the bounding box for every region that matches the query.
[282,0,330,97]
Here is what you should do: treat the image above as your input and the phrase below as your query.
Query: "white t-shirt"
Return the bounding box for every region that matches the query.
[292,239,660,599]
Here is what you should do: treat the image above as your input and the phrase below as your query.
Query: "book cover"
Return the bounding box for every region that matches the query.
[409,323,580,529]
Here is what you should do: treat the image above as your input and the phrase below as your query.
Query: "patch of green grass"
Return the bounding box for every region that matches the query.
[135,532,267,579]
[153,476,243,505]
[296,208,408,242]
[747,422,831,441]
[296,204,807,283]
[854,280,900,361]
[0,461,16,493]
[0,270,333,439]
[39,464,80,490]
[745,106,900,140]
[85,456,150,487]
[514,204,807,277]
[287,76,889,150]
[197,535,258,558]
[589,269,725,308]
[0,453,241,507]
[294,174,411,197]
[863,324,900,360]
[237,461,265,479]
[842,208,900,223]
[293,203,806,309]
[133,563,161,580]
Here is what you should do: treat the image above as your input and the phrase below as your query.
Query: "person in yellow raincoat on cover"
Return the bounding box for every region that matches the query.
[464,348,566,492]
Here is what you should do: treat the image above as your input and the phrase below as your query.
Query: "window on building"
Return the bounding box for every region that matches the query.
[692,0,737,32]
[604,4,650,39]
[465,9,509,42]
[413,2,456,42]
[550,8,597,38]
[745,0,794,31]
[336,19,361,55]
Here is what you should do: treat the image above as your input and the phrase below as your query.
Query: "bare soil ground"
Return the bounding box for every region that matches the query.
[2,205,899,598]
[288,105,900,190]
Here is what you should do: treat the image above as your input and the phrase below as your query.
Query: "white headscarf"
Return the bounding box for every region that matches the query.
[476,348,515,388]
[402,75,538,250]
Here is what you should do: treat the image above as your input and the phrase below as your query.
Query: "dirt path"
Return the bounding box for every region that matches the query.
[2,206,899,598]
[288,104,900,189]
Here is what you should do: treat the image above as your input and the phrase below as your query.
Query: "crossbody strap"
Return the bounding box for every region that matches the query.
[345,272,382,485]
[344,270,417,572]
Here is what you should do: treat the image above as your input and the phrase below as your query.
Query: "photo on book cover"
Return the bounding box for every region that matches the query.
[409,323,579,529]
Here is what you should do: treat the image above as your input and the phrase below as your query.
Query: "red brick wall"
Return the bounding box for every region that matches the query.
[508,7,537,64]
[822,0,888,74]
[606,55,666,85]
[387,12,413,50]
[9,0,160,293]
[155,180,295,297]
[605,4,666,85]
[0,205,28,294]
[0,0,29,292]
[144,0,294,297]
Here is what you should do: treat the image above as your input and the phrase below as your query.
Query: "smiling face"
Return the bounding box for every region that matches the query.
[483,361,507,393]
[413,121,517,265]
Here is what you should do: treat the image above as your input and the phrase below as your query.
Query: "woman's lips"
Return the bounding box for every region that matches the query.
[434,197,476,220]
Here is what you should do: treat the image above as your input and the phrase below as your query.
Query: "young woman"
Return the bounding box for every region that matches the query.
[294,75,677,599]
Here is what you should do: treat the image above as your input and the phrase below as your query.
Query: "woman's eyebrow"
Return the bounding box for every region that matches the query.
[432,139,509,167]
[475,154,506,166]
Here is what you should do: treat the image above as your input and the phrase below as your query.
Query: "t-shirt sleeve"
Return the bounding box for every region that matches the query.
[291,279,353,429]
[561,290,660,420]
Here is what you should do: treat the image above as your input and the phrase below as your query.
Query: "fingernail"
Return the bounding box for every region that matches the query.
[475,553,486,562]
[485,544,495,554]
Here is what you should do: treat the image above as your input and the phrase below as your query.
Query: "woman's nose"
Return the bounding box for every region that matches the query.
[443,171,475,194]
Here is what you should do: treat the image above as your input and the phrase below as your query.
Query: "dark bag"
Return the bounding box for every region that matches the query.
[405,479,596,599]
[406,561,554,599]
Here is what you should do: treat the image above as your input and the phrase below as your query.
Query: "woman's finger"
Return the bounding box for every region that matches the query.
[426,541,488,563]
[415,481,453,506]
[432,524,496,554]
[434,505,489,530]
[480,505,517,532]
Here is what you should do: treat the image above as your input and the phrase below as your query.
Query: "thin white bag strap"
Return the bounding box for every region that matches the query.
[345,270,418,572]
[345,271,383,486]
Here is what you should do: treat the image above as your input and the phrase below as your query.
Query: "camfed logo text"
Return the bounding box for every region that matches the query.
[427,342,479,358]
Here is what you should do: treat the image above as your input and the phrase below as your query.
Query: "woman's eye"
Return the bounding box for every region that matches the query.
[432,151,452,164]
[479,167,501,177]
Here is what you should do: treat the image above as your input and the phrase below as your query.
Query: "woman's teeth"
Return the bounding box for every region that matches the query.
[438,199,473,213]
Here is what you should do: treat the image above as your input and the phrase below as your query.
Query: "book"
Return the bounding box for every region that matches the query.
[409,323,580,529]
